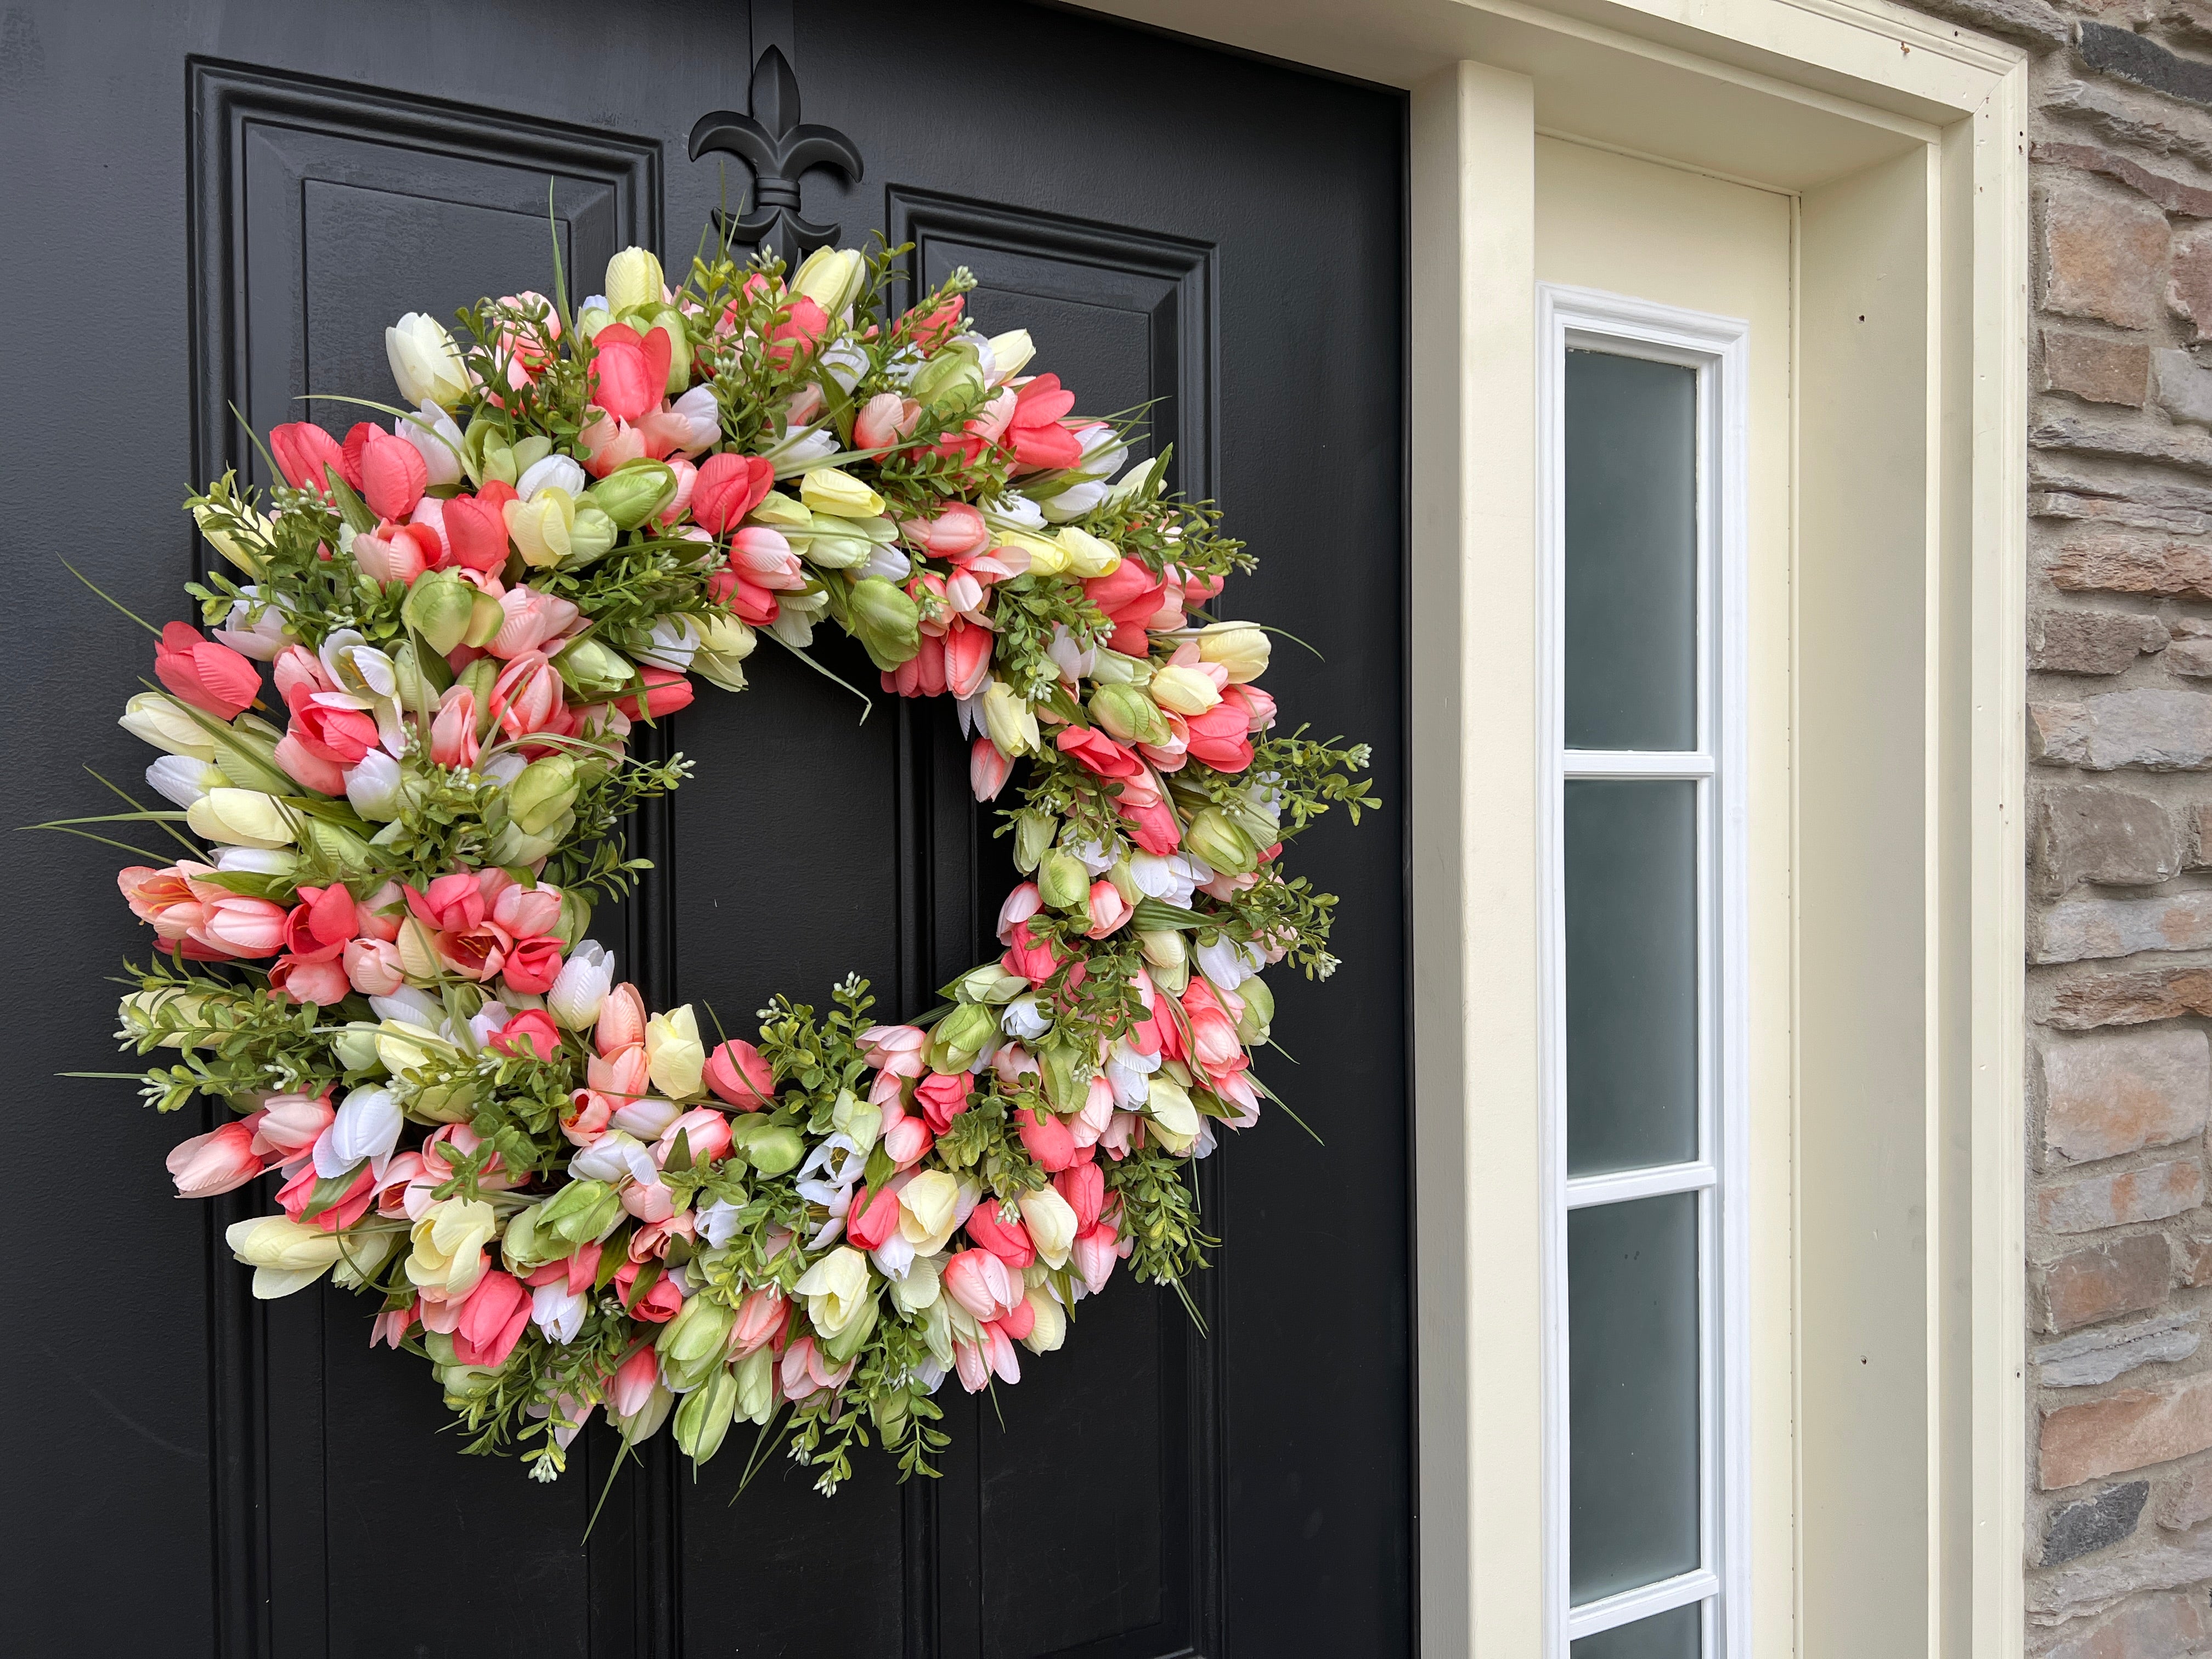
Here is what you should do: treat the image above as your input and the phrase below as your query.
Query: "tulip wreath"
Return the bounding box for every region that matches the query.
[73,233,1374,1495]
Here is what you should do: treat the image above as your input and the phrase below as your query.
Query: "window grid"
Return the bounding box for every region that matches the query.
[1539,284,1752,1659]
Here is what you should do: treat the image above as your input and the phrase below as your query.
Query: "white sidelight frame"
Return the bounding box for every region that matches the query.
[1538,286,1751,1656]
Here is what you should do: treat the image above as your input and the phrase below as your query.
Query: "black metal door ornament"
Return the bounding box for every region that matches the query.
[687,46,863,263]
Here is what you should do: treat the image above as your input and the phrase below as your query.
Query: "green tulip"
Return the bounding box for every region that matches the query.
[820,1290,879,1363]
[732,1346,776,1425]
[674,1368,741,1465]
[509,755,578,837]
[1013,810,1054,874]
[552,637,634,702]
[588,460,678,531]
[647,308,693,396]
[535,1178,621,1250]
[790,245,866,318]
[1090,683,1169,747]
[911,340,986,408]
[847,575,920,671]
[1186,807,1259,876]
[929,1002,998,1074]
[1037,850,1089,912]
[1235,975,1274,1045]
[568,505,618,565]
[657,1293,736,1393]
[499,1203,553,1272]
[744,1124,805,1177]
[330,1023,385,1074]
[402,569,478,655]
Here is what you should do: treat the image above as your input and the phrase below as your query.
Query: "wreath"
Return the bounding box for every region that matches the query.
[72,234,1374,1496]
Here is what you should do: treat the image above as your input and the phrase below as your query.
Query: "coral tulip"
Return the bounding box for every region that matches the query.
[704,1039,776,1109]
[692,453,775,535]
[269,421,349,496]
[154,622,259,719]
[168,1120,265,1197]
[358,425,429,520]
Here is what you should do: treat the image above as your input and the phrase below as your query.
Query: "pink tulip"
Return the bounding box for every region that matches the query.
[854,391,922,452]
[266,732,343,796]
[274,1158,376,1230]
[589,1044,651,1099]
[1227,682,1277,732]
[451,1270,533,1367]
[616,1262,682,1321]
[704,1039,776,1109]
[995,883,1042,946]
[490,881,563,939]
[729,527,806,590]
[964,1204,1035,1269]
[352,521,430,585]
[437,920,512,982]
[154,622,259,720]
[915,1070,972,1133]
[596,984,647,1056]
[730,1286,788,1356]
[970,736,1013,802]
[490,585,580,659]
[251,1093,334,1160]
[1184,698,1255,773]
[407,871,487,933]
[846,1185,902,1253]
[285,690,379,768]
[883,1117,933,1168]
[430,685,479,769]
[576,411,647,477]
[270,953,350,1005]
[691,453,775,534]
[1057,725,1144,781]
[270,422,351,495]
[1054,1162,1105,1233]
[609,1345,662,1417]
[1085,879,1133,939]
[490,1009,562,1062]
[357,426,428,520]
[1001,918,1066,986]
[945,1248,1023,1323]
[994,1297,1037,1341]
[167,1120,264,1197]
[193,894,289,958]
[1072,1221,1123,1295]
[488,651,566,739]
[860,1024,930,1076]
[501,935,563,996]
[1017,1107,1078,1173]
[370,1303,418,1348]
[657,1106,732,1166]
[119,863,210,939]
[343,938,405,995]
[588,323,669,424]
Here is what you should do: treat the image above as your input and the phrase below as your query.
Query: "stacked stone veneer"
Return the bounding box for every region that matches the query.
[1915,0,2212,1643]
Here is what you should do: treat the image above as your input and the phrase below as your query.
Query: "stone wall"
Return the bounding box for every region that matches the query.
[1921,0,2212,1641]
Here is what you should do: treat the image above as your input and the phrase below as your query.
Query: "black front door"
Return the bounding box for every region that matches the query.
[2,3,1408,1653]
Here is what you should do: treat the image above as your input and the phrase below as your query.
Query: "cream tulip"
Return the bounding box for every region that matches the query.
[185,788,297,850]
[898,1170,962,1255]
[1016,1186,1079,1271]
[645,1004,706,1098]
[604,246,665,315]
[386,312,471,409]
[225,1215,347,1299]
[793,1245,873,1339]
[406,1197,498,1296]
[121,692,216,760]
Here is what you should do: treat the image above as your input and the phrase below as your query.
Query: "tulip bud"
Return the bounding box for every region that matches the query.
[953,963,1029,1005]
[1185,808,1259,877]
[799,466,885,520]
[546,940,614,1029]
[847,575,920,671]
[986,329,1036,382]
[537,1177,622,1249]
[504,487,577,568]
[820,1289,880,1363]
[831,1087,881,1152]
[1054,524,1121,579]
[1089,683,1169,747]
[386,312,470,409]
[674,1368,741,1465]
[401,569,478,656]
[1020,1286,1066,1355]
[186,788,297,850]
[389,636,454,714]
[191,500,270,576]
[1141,929,1190,995]
[732,1345,776,1425]
[1196,623,1270,684]
[550,637,633,703]
[568,507,619,566]
[998,528,1067,577]
[791,246,867,318]
[510,755,579,837]
[646,307,693,396]
[605,247,666,316]
[980,681,1039,758]
[928,1002,998,1074]
[1013,810,1054,874]
[733,1122,803,1176]
[145,754,226,809]
[586,460,678,531]
[1039,1040,1087,1115]
[1148,663,1221,716]
[330,1023,384,1073]
[224,1215,346,1298]
[911,341,986,408]
[691,611,756,695]
[657,1293,736,1392]
[121,692,217,760]
[1037,850,1089,912]
[1235,975,1274,1045]
[645,1005,706,1098]
[1144,1073,1201,1154]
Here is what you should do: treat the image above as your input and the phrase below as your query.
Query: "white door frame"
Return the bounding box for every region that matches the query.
[1080,3,2030,1651]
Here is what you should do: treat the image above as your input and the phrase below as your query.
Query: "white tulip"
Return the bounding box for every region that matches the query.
[398,400,465,488]
[1195,934,1264,991]
[532,1282,587,1344]
[385,312,470,409]
[665,385,720,452]
[145,755,225,809]
[516,452,587,502]
[120,692,215,760]
[637,615,699,672]
[345,749,403,822]
[213,847,297,876]
[368,988,444,1031]
[212,587,291,660]
[985,329,1035,383]
[319,1086,403,1178]
[546,940,613,1030]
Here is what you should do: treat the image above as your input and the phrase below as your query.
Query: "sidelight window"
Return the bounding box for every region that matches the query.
[1538,287,1750,1658]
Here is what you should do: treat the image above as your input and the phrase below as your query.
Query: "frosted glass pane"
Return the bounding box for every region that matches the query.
[1570,1193,1701,1604]
[1565,349,1697,752]
[1571,1604,1702,1659]
[1565,780,1699,1176]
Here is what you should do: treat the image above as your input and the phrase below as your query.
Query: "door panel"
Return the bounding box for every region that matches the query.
[3,3,1408,1653]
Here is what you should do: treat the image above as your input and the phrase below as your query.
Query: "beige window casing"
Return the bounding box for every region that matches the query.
[1075,2,2030,1652]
